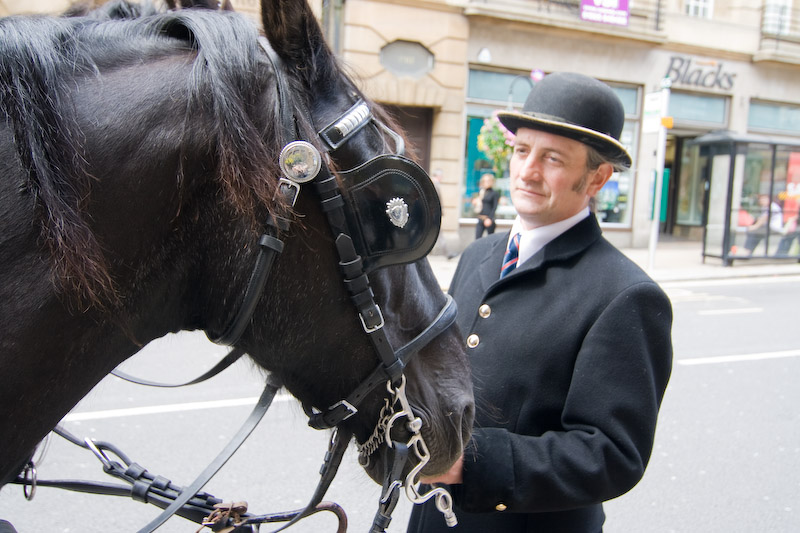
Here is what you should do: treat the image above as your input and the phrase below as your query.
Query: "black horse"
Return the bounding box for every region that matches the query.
[0,0,473,521]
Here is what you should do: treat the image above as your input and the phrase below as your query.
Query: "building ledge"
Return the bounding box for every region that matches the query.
[463,1,667,45]
[755,36,800,65]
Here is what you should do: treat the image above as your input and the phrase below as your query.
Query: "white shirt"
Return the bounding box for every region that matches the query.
[507,208,591,269]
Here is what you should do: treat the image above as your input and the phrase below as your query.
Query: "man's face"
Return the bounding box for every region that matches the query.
[509,127,611,230]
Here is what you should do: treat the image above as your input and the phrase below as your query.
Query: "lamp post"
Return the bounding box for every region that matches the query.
[506,73,535,110]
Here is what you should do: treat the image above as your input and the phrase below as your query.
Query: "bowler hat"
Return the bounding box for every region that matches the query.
[497,72,632,168]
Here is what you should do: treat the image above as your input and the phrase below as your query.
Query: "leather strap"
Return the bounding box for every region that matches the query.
[111,347,245,388]
[208,232,285,346]
[137,374,282,532]
[307,294,456,430]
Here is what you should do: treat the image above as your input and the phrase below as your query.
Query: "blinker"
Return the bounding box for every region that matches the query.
[338,155,441,272]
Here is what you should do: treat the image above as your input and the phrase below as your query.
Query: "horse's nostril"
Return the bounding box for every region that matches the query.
[463,403,475,434]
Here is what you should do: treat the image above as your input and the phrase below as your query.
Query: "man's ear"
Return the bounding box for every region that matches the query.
[586,163,614,197]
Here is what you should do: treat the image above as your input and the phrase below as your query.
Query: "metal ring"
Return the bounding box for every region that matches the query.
[22,461,37,501]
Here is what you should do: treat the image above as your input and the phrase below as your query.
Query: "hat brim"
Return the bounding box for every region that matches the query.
[497,111,632,169]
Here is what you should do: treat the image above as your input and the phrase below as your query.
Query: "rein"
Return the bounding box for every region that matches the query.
[14,34,459,533]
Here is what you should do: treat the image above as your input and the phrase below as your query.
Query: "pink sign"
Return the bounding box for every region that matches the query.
[580,0,629,27]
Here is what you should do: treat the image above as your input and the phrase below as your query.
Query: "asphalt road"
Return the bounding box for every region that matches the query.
[2,275,800,532]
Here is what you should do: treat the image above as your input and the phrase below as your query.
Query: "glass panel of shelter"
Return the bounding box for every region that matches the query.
[729,143,796,258]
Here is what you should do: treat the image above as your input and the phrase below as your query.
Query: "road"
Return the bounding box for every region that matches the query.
[2,275,800,532]
[605,275,800,533]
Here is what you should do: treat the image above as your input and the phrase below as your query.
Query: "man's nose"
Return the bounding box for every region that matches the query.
[517,153,540,181]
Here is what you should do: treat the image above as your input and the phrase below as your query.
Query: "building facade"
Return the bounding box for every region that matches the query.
[330,0,800,252]
[7,0,800,253]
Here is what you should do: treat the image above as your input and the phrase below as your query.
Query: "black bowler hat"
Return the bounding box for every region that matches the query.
[497,72,632,168]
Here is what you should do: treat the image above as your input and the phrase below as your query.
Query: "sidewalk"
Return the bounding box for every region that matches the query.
[428,239,800,289]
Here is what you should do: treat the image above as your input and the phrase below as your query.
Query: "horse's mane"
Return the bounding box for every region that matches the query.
[63,0,161,19]
[0,9,282,308]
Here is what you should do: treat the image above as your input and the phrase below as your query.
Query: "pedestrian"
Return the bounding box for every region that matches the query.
[743,193,783,256]
[473,173,499,239]
[407,72,673,533]
[776,212,799,255]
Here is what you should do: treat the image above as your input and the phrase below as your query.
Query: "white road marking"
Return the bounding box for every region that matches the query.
[678,349,800,366]
[697,307,763,315]
[63,393,292,422]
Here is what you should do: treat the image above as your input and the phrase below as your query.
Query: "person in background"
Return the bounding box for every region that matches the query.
[743,193,783,255]
[407,72,673,533]
[473,173,499,239]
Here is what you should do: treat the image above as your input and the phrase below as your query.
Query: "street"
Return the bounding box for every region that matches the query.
[2,275,800,532]
[605,275,800,532]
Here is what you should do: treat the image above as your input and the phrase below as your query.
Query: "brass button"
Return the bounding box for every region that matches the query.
[495,503,507,511]
[466,334,480,348]
[478,304,491,318]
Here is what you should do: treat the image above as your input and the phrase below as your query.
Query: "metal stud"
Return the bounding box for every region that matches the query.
[279,141,322,183]
[466,334,479,348]
[385,197,409,228]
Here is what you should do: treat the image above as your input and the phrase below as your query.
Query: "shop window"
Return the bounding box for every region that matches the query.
[749,100,800,135]
[467,70,532,106]
[669,91,728,127]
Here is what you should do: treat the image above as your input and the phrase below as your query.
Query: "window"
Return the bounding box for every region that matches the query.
[669,91,728,127]
[762,0,793,35]
[749,100,800,135]
[685,0,713,18]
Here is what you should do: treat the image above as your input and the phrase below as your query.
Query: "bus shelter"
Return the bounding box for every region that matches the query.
[686,130,800,266]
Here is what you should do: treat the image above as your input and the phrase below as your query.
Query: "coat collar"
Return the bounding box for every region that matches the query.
[478,214,603,291]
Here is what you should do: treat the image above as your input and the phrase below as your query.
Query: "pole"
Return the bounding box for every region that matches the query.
[647,78,671,272]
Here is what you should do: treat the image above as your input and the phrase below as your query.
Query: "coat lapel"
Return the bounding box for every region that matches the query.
[489,215,603,288]
[477,232,509,291]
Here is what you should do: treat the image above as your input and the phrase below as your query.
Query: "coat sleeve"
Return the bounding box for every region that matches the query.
[451,280,673,514]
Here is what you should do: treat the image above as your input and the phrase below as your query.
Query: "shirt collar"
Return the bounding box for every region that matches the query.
[508,208,590,268]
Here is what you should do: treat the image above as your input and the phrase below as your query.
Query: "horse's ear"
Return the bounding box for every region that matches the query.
[260,0,329,71]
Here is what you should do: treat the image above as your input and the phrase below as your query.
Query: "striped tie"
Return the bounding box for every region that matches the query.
[500,233,520,279]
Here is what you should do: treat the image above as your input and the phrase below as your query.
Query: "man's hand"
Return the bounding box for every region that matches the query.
[420,454,464,485]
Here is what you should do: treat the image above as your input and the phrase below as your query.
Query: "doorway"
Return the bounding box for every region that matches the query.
[383,105,433,171]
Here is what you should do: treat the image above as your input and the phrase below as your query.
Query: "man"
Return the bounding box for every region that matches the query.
[408,72,673,532]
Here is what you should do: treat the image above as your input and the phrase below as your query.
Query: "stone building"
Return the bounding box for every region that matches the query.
[6,0,800,254]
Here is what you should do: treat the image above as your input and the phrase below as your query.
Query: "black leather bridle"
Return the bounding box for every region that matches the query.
[14,35,460,533]
[207,36,459,435]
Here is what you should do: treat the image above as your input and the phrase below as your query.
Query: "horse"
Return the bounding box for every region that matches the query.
[0,0,474,528]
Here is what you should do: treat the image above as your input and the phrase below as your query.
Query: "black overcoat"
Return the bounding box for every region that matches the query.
[408,215,673,533]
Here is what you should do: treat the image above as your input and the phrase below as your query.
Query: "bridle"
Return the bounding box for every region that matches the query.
[208,36,460,531]
[12,35,461,532]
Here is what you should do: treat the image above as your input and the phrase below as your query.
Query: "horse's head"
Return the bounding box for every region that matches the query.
[229,0,475,485]
[0,1,473,506]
